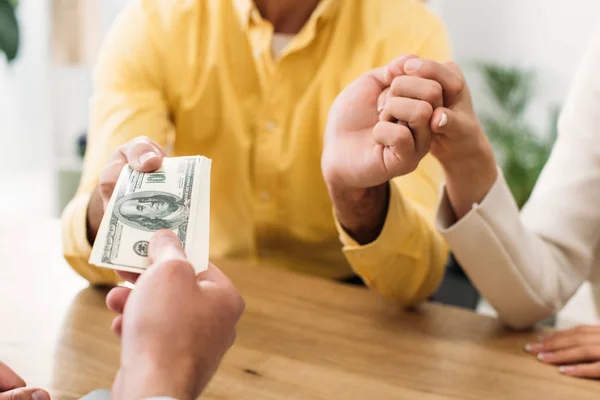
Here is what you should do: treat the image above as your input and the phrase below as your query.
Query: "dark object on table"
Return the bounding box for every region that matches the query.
[340,254,480,310]
[429,254,479,310]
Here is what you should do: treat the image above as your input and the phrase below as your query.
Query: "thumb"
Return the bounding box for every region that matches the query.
[148,229,188,265]
[124,140,164,173]
[0,388,51,400]
[140,230,196,290]
[370,54,420,87]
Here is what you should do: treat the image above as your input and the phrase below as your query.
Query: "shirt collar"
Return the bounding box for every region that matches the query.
[233,0,340,31]
[233,0,255,29]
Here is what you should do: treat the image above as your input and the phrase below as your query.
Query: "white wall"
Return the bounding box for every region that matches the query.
[0,0,52,170]
[0,0,128,169]
[53,0,129,162]
[0,0,128,217]
[439,0,600,133]
[0,0,54,216]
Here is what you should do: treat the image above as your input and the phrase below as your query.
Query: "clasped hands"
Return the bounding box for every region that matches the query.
[322,54,484,194]
[321,54,494,244]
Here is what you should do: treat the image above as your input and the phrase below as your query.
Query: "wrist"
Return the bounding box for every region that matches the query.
[439,134,496,176]
[120,352,197,400]
[86,186,104,245]
[439,136,498,220]
[328,183,389,245]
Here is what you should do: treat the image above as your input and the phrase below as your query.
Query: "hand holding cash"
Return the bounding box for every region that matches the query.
[90,154,211,274]
[106,230,244,399]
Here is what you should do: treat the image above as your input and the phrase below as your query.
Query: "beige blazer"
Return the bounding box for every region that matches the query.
[437,31,600,329]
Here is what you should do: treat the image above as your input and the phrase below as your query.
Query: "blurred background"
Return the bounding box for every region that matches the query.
[0,0,598,219]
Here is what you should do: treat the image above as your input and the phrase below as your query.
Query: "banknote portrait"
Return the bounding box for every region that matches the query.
[114,191,189,231]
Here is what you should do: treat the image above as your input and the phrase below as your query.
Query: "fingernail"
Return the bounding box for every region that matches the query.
[152,229,174,241]
[198,280,216,289]
[139,151,158,164]
[525,343,544,353]
[438,112,448,128]
[32,390,47,400]
[559,365,576,374]
[377,103,384,113]
[537,353,550,361]
[404,58,424,73]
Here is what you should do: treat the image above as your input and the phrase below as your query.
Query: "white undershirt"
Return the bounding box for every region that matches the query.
[271,33,294,59]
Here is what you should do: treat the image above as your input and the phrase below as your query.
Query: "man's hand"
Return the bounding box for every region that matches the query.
[87,136,166,244]
[322,55,444,243]
[106,230,245,400]
[322,55,437,191]
[392,58,498,220]
[526,326,600,379]
[0,362,50,400]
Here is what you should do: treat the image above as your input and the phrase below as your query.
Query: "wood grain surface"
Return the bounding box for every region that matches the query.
[0,219,597,399]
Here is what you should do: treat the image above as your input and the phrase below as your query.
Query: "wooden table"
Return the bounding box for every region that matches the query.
[0,219,598,399]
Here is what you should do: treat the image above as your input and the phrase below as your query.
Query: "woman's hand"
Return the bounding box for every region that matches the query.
[381,57,498,220]
[526,325,600,379]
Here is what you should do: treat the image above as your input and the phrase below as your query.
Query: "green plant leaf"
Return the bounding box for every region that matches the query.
[0,0,19,62]
[477,61,557,207]
[478,63,535,118]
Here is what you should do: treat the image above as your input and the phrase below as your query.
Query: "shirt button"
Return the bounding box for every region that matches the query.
[264,121,277,132]
[260,191,270,202]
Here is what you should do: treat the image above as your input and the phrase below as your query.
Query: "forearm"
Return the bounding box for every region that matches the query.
[331,175,448,305]
[327,183,389,245]
[442,217,556,329]
[441,135,498,220]
[437,168,584,329]
[439,195,558,328]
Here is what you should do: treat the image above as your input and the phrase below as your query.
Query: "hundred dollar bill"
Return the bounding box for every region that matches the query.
[89,156,211,274]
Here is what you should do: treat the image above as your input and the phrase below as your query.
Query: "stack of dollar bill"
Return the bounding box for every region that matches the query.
[90,156,211,274]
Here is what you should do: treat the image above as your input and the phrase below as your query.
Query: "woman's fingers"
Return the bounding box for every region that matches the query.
[536,345,600,365]
[559,362,600,379]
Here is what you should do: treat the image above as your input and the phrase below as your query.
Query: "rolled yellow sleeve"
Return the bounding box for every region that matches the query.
[335,157,449,305]
[336,18,453,305]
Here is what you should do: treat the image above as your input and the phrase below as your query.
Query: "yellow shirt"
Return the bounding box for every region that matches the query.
[62,0,451,304]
